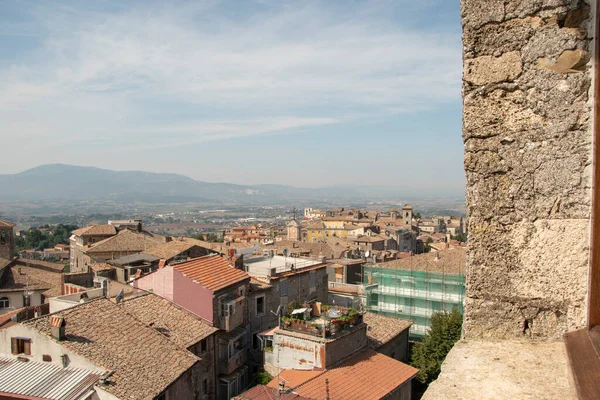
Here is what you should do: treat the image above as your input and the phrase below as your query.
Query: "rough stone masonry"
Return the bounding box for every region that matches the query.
[462,0,594,339]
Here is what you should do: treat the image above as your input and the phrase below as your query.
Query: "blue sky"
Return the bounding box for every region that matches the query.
[0,0,463,191]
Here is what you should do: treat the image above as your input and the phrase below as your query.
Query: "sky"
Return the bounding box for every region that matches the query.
[0,0,464,191]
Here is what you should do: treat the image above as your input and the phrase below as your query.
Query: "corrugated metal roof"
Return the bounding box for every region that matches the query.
[0,357,101,400]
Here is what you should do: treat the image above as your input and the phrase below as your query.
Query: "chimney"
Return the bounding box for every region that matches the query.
[50,316,66,341]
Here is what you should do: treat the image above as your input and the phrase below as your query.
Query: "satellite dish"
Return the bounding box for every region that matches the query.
[365,251,371,258]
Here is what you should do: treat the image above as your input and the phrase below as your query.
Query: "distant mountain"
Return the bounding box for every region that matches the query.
[0,164,463,204]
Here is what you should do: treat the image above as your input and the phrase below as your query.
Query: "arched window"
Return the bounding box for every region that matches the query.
[0,297,9,308]
[0,231,6,245]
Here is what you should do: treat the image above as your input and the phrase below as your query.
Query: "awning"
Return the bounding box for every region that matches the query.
[291,308,310,315]
[259,326,279,336]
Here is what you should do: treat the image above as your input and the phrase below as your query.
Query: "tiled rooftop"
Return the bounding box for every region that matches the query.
[144,240,206,261]
[122,293,218,349]
[89,262,114,272]
[363,312,412,350]
[173,255,249,292]
[235,385,311,400]
[72,224,116,237]
[294,349,418,400]
[85,229,165,254]
[24,298,200,400]
[373,247,466,274]
[0,264,61,293]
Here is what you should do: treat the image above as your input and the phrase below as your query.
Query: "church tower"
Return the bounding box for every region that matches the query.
[401,204,413,225]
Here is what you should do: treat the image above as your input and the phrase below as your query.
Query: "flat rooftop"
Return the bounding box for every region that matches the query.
[243,255,323,278]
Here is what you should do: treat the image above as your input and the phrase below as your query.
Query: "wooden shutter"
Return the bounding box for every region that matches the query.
[23,340,31,356]
[10,338,18,355]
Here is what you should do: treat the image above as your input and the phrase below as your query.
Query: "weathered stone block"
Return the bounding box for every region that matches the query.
[464,51,523,85]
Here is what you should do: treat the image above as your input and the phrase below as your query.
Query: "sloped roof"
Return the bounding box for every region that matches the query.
[267,370,323,389]
[0,356,101,400]
[144,240,207,261]
[122,293,218,349]
[0,220,16,228]
[173,255,250,292]
[89,263,114,272]
[363,312,412,350]
[72,224,116,237]
[24,298,199,400]
[373,247,466,274]
[0,264,61,293]
[294,349,418,400]
[235,385,312,400]
[85,229,165,254]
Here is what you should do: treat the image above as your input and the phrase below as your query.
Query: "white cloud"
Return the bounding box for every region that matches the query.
[0,1,461,154]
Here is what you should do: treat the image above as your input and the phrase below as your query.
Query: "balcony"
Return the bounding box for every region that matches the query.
[218,297,245,332]
[218,348,247,376]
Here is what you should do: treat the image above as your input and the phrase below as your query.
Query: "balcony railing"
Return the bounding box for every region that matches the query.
[218,348,247,376]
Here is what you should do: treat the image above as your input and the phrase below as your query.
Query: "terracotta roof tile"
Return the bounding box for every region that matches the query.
[295,349,418,400]
[373,247,466,274]
[173,255,250,292]
[72,224,116,237]
[86,229,165,254]
[89,263,115,272]
[267,370,323,389]
[363,312,412,350]
[122,293,218,349]
[0,264,61,293]
[0,220,16,228]
[144,240,208,261]
[235,385,312,400]
[24,298,199,399]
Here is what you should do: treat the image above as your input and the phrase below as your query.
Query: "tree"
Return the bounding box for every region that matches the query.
[414,212,422,219]
[411,309,463,385]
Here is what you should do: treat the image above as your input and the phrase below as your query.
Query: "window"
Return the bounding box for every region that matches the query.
[256,296,265,316]
[203,379,209,396]
[23,294,31,307]
[309,271,316,292]
[280,279,288,297]
[200,338,207,353]
[220,301,234,317]
[11,338,31,355]
[0,231,6,245]
[239,287,245,297]
[0,297,8,308]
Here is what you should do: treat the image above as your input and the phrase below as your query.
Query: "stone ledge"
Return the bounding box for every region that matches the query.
[421,339,576,400]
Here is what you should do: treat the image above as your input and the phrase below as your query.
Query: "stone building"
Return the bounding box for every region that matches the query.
[0,219,15,261]
[286,218,301,241]
[423,1,598,399]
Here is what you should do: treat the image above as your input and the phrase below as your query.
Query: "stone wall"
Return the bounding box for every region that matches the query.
[462,0,593,339]
[0,226,14,260]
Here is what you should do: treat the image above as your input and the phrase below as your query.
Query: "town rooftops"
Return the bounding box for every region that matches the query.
[0,220,16,228]
[235,385,311,400]
[0,356,101,400]
[373,246,466,274]
[71,224,117,237]
[89,262,114,272]
[0,264,61,293]
[24,298,200,400]
[173,254,250,292]
[122,293,218,349]
[293,349,418,400]
[363,312,412,350]
[85,229,165,254]
[143,239,209,261]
